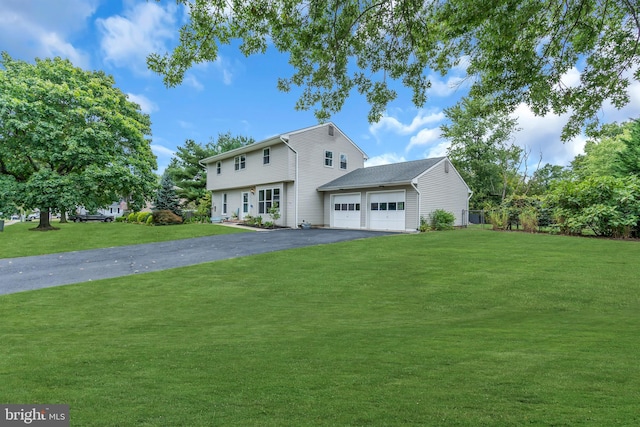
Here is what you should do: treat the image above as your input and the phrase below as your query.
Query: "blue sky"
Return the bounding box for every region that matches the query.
[2,0,639,173]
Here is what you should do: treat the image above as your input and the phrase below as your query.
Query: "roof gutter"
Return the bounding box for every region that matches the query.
[318,180,412,192]
[280,136,299,227]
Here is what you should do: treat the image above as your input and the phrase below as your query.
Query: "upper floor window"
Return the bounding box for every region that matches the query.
[340,153,347,170]
[216,161,221,175]
[324,150,333,167]
[234,154,246,171]
[263,148,270,165]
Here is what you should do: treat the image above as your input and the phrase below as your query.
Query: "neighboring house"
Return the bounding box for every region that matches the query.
[201,123,471,232]
[77,200,128,218]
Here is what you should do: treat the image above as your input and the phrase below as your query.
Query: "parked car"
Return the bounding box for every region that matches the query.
[69,213,114,222]
[10,215,19,220]
[26,213,39,221]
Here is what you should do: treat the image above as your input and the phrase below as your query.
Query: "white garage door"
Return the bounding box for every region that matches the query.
[369,191,406,231]
[332,194,361,229]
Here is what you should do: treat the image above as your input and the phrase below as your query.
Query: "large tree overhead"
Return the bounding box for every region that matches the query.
[0,53,158,230]
[166,132,254,206]
[148,0,640,140]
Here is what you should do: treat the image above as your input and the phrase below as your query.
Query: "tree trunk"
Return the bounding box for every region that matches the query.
[60,211,68,223]
[32,208,59,231]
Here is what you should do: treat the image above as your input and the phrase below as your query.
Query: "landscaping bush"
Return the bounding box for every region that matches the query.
[115,216,126,223]
[519,207,539,232]
[127,212,137,223]
[152,210,183,225]
[429,209,455,231]
[146,215,154,226]
[488,209,509,230]
[419,216,430,232]
[137,212,151,223]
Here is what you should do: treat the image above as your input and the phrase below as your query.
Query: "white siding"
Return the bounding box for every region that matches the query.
[288,125,366,226]
[417,159,470,226]
[206,142,295,191]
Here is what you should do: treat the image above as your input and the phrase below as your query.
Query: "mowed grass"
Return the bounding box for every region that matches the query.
[1,230,639,426]
[0,222,248,258]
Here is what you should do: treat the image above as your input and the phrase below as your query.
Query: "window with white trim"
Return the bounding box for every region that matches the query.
[263,148,270,165]
[258,188,280,214]
[334,203,360,211]
[216,161,221,174]
[234,155,246,170]
[340,153,347,170]
[222,193,228,215]
[324,150,333,167]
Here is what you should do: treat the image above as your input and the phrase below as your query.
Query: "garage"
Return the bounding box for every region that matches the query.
[368,191,406,231]
[331,193,361,229]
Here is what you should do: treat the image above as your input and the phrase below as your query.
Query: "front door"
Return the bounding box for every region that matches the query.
[240,192,250,220]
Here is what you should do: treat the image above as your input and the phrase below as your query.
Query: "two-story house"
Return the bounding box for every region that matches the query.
[200,123,367,228]
[200,123,471,231]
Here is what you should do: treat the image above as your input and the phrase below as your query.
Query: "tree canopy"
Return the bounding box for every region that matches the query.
[148,0,640,140]
[0,53,157,230]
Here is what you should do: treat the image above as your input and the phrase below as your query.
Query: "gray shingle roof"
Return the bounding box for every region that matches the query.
[318,157,446,191]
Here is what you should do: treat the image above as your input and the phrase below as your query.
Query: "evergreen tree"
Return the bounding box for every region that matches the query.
[617,119,640,176]
[154,172,181,216]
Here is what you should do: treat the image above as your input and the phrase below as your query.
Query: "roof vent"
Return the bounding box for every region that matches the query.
[328,125,334,136]
[445,161,450,173]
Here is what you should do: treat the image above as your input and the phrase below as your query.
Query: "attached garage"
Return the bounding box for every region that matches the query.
[331,193,361,229]
[368,191,406,231]
[318,157,472,232]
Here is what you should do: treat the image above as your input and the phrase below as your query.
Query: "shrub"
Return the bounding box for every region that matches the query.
[137,211,151,223]
[264,221,274,229]
[115,216,126,223]
[419,216,430,232]
[152,210,183,225]
[146,215,154,226]
[429,209,455,231]
[127,212,137,223]
[488,209,509,230]
[519,208,539,232]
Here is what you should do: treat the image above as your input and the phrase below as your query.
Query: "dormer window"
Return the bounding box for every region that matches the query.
[324,150,333,167]
[234,154,246,171]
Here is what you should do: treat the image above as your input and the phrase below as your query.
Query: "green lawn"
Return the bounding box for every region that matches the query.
[0,221,248,258]
[1,230,639,425]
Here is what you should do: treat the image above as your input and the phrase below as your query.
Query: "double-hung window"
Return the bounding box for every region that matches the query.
[263,148,270,165]
[234,154,246,171]
[340,153,347,170]
[222,193,228,215]
[324,150,333,167]
[216,161,221,175]
[258,188,281,214]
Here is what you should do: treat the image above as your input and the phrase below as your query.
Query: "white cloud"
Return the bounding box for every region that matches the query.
[183,74,205,91]
[127,93,159,114]
[406,127,442,152]
[366,153,407,167]
[0,0,97,67]
[370,109,445,136]
[213,57,233,85]
[510,104,586,168]
[178,120,194,129]
[428,74,468,97]
[97,2,178,73]
[151,144,175,158]
[423,141,451,159]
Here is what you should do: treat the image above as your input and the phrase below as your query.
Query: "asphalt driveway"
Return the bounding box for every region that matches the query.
[0,228,392,295]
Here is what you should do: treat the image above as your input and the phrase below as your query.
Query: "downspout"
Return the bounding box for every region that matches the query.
[466,190,474,227]
[411,179,421,231]
[280,136,299,227]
